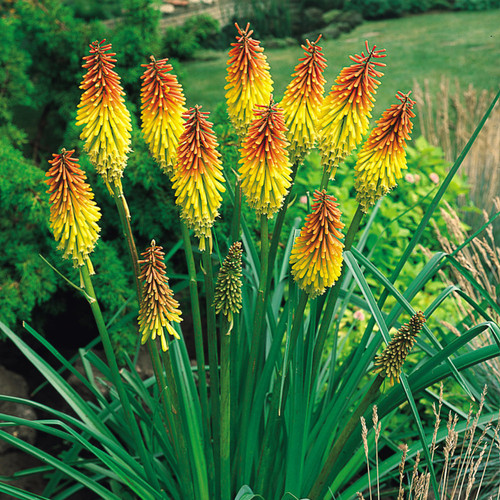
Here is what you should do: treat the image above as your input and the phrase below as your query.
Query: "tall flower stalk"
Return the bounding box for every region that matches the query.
[171,106,226,252]
[225,23,273,138]
[355,91,416,212]
[214,242,243,500]
[45,151,160,491]
[76,40,131,190]
[140,56,186,176]
[317,41,386,181]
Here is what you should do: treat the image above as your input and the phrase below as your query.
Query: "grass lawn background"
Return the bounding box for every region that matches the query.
[181,10,500,126]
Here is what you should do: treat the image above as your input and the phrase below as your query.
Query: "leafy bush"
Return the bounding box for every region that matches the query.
[162,15,221,60]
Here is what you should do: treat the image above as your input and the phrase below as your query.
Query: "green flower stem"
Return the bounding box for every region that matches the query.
[256,290,309,494]
[237,214,270,473]
[311,204,364,373]
[180,223,210,441]
[319,166,331,191]
[79,263,161,492]
[220,316,232,500]
[201,243,221,500]
[267,161,300,290]
[230,177,242,242]
[308,374,384,499]
[110,184,141,302]
[160,348,194,500]
[148,342,173,437]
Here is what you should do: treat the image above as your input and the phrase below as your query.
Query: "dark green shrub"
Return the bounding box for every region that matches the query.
[349,0,405,19]
[453,0,500,9]
[163,25,200,61]
[183,14,221,47]
[234,0,292,39]
[68,0,121,20]
[162,15,221,60]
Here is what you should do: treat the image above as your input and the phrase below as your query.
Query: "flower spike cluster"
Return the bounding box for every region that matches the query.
[171,106,226,252]
[290,190,344,298]
[317,41,386,178]
[76,40,132,189]
[281,36,327,163]
[355,91,416,212]
[140,56,187,176]
[225,23,274,137]
[138,240,182,352]
[239,97,293,218]
[374,311,425,385]
[46,149,101,273]
[214,241,243,327]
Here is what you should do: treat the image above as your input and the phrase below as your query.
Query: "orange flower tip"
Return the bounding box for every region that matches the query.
[349,41,387,66]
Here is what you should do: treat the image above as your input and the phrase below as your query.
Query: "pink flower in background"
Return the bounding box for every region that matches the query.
[414,174,421,182]
[300,195,308,205]
[353,310,365,321]
[429,172,440,184]
[405,173,415,184]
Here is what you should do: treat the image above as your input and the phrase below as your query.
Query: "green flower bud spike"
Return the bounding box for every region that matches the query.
[214,241,243,330]
[374,311,426,385]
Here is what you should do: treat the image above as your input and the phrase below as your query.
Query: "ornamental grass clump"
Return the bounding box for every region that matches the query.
[1,26,499,500]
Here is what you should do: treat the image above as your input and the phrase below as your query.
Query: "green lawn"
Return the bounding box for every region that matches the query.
[181,9,500,121]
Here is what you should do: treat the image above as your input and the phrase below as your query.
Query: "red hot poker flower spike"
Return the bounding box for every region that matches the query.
[355,91,416,212]
[281,36,327,163]
[140,56,187,176]
[138,240,182,352]
[239,97,293,218]
[290,190,344,298]
[45,149,101,273]
[171,106,226,252]
[225,23,273,138]
[317,41,386,178]
[76,40,132,189]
